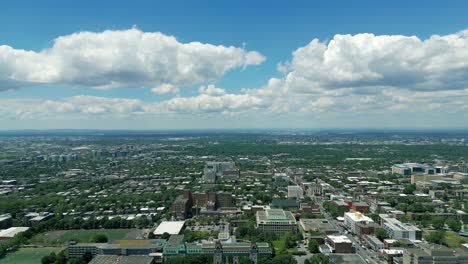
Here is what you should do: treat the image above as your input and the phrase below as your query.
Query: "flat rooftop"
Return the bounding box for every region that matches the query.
[383,218,420,232]
[256,209,296,222]
[329,254,366,264]
[300,219,339,233]
[352,202,368,207]
[89,255,154,264]
[364,235,383,245]
[0,227,30,238]
[166,235,184,247]
[0,214,11,222]
[154,221,185,235]
[327,235,352,244]
[344,212,373,223]
[380,249,403,255]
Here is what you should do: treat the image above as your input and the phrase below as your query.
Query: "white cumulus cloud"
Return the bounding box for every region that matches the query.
[0,28,265,91]
[280,30,468,93]
[151,84,179,95]
[198,84,226,95]
[2,29,468,128]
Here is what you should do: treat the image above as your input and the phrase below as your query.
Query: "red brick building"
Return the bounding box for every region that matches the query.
[351,202,370,212]
[325,235,353,253]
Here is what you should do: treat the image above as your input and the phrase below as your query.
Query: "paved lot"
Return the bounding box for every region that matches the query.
[186,224,226,232]
[294,242,313,264]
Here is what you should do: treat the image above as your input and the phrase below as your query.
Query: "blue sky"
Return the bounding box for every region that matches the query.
[1,0,468,129]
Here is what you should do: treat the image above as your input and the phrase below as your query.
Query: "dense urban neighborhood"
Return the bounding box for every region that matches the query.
[2,0,468,262]
[0,130,467,264]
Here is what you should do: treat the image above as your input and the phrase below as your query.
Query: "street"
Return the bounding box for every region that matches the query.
[318,200,384,264]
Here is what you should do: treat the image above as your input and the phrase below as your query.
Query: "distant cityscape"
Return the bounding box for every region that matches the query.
[0,131,467,264]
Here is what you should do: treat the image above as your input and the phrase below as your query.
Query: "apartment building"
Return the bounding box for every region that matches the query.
[381,216,422,240]
[344,212,374,234]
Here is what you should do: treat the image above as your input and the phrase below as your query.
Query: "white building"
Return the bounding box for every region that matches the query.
[0,227,30,240]
[382,217,422,240]
[287,186,304,199]
[344,212,374,234]
[153,221,185,236]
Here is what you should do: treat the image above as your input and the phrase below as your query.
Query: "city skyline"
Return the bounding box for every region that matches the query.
[1,0,468,129]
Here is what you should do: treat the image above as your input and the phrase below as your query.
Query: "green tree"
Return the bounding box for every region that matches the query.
[239,257,254,264]
[135,216,150,227]
[308,253,329,264]
[82,251,93,263]
[161,232,171,240]
[368,213,380,222]
[69,259,86,264]
[41,255,52,264]
[283,232,297,249]
[271,255,297,264]
[91,233,108,243]
[431,217,445,230]
[425,230,445,245]
[55,251,68,264]
[257,256,272,264]
[375,229,389,241]
[402,184,416,195]
[446,218,462,232]
[392,241,408,248]
[308,239,320,253]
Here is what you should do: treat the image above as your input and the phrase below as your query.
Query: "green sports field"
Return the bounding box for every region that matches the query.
[0,247,63,264]
[444,231,468,248]
[29,229,143,246]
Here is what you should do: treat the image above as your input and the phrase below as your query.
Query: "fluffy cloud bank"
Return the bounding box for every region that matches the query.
[2,29,468,127]
[0,87,267,119]
[0,28,265,91]
[278,29,468,94]
[248,29,468,114]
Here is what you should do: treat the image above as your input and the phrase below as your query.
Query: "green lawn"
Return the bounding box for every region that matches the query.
[272,239,299,255]
[0,153,16,159]
[272,239,285,251]
[0,247,63,264]
[29,229,138,246]
[444,231,468,248]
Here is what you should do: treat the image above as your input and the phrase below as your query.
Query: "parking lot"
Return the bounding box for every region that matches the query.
[186,224,227,232]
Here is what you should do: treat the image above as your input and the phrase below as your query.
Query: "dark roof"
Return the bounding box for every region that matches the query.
[89,255,154,264]
[352,202,369,207]
[166,235,184,247]
[272,199,299,208]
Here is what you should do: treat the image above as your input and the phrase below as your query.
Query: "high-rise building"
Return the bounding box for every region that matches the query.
[202,162,236,183]
[192,192,235,210]
[171,190,192,219]
[216,192,235,208]
[203,165,217,183]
